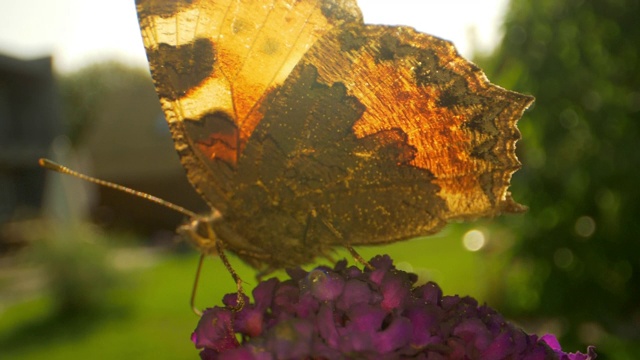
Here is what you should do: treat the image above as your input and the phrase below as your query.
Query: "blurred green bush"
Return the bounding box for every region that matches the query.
[31,223,122,316]
[477,0,640,353]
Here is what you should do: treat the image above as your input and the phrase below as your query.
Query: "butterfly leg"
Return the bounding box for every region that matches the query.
[214,239,246,311]
[345,245,374,271]
[190,253,206,316]
[182,216,246,314]
[189,243,246,315]
[321,218,374,270]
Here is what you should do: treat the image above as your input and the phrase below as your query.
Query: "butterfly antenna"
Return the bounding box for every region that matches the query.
[39,158,198,219]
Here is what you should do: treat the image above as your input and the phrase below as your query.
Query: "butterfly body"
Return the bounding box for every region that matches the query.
[136,0,533,269]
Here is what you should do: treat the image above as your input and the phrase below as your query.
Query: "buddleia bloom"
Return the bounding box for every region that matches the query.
[192,255,597,360]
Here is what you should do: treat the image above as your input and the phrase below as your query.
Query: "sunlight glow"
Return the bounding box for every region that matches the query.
[1,0,509,73]
[462,229,486,252]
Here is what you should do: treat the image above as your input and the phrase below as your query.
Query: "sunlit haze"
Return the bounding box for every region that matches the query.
[0,0,509,73]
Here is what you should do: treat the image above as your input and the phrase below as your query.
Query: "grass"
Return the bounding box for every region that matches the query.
[0,224,485,359]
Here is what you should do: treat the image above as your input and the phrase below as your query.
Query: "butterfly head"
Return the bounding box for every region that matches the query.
[178,211,223,255]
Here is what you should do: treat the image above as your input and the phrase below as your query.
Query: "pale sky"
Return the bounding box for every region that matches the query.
[0,0,509,74]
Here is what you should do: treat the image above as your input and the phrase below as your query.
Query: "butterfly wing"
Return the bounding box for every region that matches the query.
[136,0,362,212]
[137,0,533,269]
[303,25,534,224]
[224,24,533,268]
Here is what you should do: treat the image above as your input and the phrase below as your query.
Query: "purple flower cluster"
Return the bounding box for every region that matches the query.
[192,255,596,359]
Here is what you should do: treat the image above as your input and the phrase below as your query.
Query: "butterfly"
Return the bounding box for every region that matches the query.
[134,0,534,272]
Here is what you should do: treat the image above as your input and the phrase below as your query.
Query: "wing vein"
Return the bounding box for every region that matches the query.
[237,0,322,125]
[232,0,278,81]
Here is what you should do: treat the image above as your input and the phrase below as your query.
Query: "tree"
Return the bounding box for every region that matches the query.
[479,0,640,351]
[58,61,153,146]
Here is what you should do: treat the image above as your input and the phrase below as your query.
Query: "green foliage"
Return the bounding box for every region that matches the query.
[30,223,123,316]
[58,61,153,146]
[478,0,640,350]
[0,251,202,360]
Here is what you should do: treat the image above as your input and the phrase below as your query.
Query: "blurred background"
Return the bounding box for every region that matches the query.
[1,0,638,358]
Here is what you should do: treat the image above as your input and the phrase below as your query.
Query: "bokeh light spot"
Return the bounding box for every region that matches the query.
[462,229,485,252]
[575,216,596,237]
